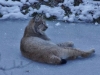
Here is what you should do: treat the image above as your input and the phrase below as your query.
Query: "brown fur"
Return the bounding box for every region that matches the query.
[20,14,95,65]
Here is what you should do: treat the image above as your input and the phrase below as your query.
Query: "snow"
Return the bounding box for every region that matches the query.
[68,14,75,22]
[95,22,98,25]
[2,12,29,19]
[21,0,27,4]
[0,19,100,75]
[55,22,61,26]
[45,13,50,18]
[44,0,49,2]
[0,0,22,6]
[0,0,100,23]
[29,0,38,3]
[37,5,65,19]
[63,0,74,6]
[0,5,29,19]
[63,16,68,21]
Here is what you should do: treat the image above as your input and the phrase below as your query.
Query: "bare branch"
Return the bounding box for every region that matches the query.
[0,61,32,71]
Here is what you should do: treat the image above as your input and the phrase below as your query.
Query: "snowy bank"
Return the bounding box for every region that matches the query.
[0,0,100,23]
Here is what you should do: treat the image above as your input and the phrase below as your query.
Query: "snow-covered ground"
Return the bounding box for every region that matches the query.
[0,19,100,75]
[0,0,100,23]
